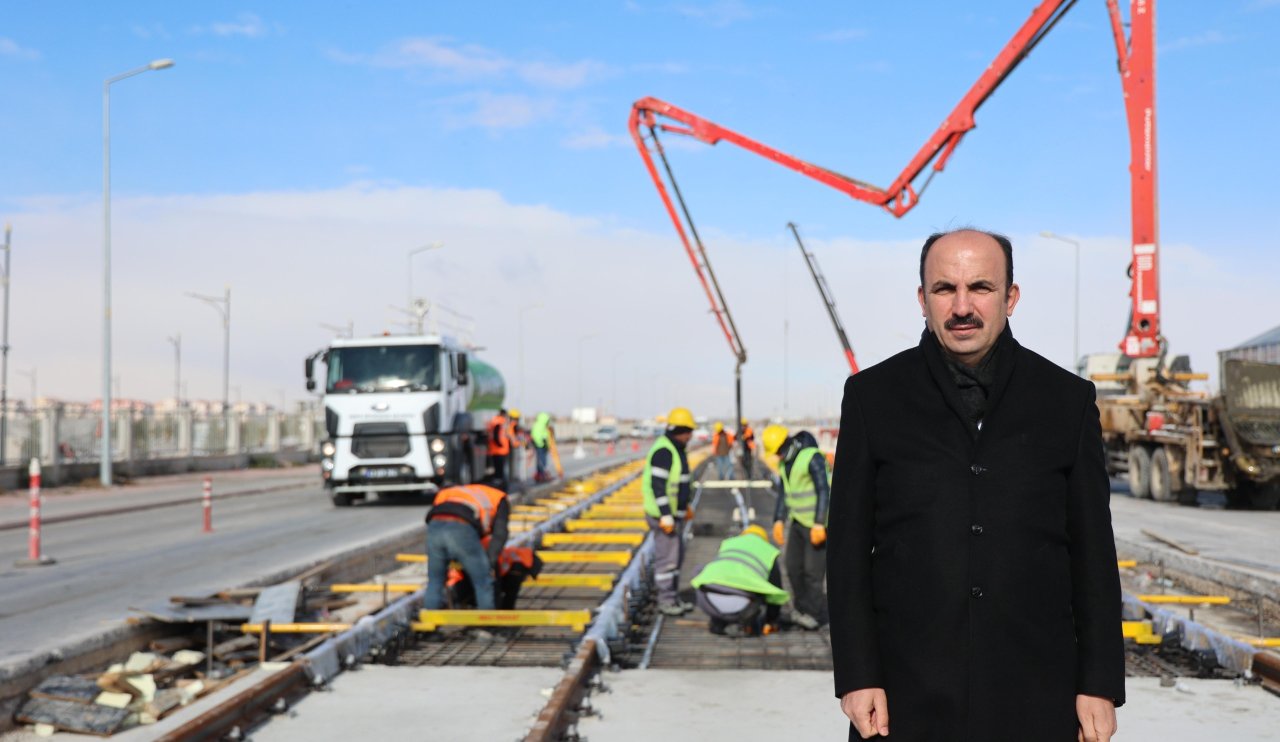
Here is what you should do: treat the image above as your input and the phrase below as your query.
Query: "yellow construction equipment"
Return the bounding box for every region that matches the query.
[414,609,591,632]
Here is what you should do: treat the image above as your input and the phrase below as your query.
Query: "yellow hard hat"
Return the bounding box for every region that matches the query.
[743,524,768,541]
[713,422,724,432]
[508,408,521,419]
[761,424,789,456]
[740,418,748,426]
[667,407,696,429]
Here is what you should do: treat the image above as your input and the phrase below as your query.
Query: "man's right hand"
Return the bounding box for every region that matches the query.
[841,688,889,739]
[771,520,786,545]
[659,514,675,534]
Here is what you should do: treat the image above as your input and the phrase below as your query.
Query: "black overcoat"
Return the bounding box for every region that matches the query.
[827,328,1125,741]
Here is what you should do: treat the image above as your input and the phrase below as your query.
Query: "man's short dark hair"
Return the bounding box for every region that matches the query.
[918,228,1014,290]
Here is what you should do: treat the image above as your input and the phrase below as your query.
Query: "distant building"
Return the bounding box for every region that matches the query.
[1219,324,1280,367]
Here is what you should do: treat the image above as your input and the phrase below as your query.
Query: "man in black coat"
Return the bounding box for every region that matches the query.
[827,229,1125,742]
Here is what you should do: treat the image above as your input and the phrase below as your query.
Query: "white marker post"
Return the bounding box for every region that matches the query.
[15,458,55,566]
[202,476,213,533]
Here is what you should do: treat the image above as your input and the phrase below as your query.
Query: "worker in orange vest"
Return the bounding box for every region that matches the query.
[486,409,512,487]
[711,422,735,480]
[424,484,510,610]
[739,418,756,476]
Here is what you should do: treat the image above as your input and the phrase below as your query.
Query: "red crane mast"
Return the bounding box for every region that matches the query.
[629,0,1161,360]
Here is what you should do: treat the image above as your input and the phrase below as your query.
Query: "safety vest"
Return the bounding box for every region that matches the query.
[691,534,789,605]
[741,426,756,450]
[712,430,734,454]
[782,446,829,528]
[530,414,551,448]
[429,484,506,536]
[642,435,685,518]
[487,415,510,456]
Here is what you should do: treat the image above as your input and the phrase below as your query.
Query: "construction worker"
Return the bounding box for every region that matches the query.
[529,412,555,482]
[739,418,756,476]
[643,406,696,616]
[486,408,512,487]
[765,424,830,630]
[711,422,735,480]
[507,408,526,482]
[690,524,789,636]
[423,484,510,610]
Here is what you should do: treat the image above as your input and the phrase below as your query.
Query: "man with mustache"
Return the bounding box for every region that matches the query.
[827,229,1125,741]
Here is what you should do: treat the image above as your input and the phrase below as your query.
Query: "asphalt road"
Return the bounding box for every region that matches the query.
[0,451,638,671]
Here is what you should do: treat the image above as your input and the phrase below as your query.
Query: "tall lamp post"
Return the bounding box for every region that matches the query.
[101,58,174,487]
[1040,231,1081,370]
[186,287,231,416]
[167,333,181,406]
[517,303,542,408]
[407,242,444,332]
[0,224,11,466]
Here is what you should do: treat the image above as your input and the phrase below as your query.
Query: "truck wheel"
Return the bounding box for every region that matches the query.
[1239,481,1280,510]
[332,492,354,507]
[1127,445,1152,499]
[1149,448,1176,502]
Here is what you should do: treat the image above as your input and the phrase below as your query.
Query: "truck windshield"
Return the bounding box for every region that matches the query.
[326,345,441,393]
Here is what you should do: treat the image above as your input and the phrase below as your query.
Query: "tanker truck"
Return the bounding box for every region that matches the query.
[304,333,505,506]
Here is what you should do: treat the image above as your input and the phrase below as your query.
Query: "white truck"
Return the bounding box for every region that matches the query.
[305,333,505,506]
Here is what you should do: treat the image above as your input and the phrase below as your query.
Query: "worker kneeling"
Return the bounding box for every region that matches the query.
[690,525,790,636]
[424,484,510,610]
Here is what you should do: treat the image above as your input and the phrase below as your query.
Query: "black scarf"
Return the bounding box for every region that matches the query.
[944,342,1001,426]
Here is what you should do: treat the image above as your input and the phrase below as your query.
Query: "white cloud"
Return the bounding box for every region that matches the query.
[1159,30,1231,53]
[0,37,40,61]
[562,126,633,150]
[816,28,868,43]
[208,13,269,38]
[437,91,556,131]
[334,36,610,90]
[130,23,171,41]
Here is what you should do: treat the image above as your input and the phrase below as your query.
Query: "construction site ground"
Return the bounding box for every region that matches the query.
[3,457,1279,740]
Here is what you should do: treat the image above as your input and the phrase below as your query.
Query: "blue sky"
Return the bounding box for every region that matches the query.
[2,2,1278,418]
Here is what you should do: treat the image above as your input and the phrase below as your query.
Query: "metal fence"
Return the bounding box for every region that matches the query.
[0,404,323,467]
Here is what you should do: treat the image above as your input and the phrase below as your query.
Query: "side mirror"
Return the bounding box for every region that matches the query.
[457,353,469,385]
[305,357,316,391]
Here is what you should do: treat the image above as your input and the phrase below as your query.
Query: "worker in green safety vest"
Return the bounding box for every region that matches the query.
[644,406,696,616]
[765,424,832,630]
[530,412,555,482]
[691,524,789,636]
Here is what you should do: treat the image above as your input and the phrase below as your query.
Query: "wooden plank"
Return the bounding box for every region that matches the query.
[249,581,302,625]
[1140,528,1199,555]
[27,675,101,705]
[15,697,130,737]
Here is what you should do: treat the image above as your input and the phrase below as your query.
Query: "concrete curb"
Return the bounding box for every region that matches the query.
[0,478,316,532]
[1114,535,1280,605]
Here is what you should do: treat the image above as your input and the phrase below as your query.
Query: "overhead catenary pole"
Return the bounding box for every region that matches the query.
[101,58,174,487]
[0,224,11,466]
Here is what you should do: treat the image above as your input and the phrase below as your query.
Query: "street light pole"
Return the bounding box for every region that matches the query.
[517,303,541,408]
[407,242,444,332]
[186,286,230,415]
[1040,231,1082,370]
[0,224,11,466]
[101,58,174,487]
[167,333,181,406]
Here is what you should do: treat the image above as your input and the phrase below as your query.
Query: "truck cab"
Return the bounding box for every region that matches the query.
[305,334,504,506]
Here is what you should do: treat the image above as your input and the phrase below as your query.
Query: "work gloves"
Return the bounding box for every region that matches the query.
[659,514,675,534]
[772,520,786,545]
[810,524,827,546]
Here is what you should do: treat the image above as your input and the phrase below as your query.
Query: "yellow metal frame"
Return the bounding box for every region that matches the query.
[1121,620,1161,644]
[242,622,351,633]
[565,519,648,532]
[525,573,615,591]
[536,550,632,566]
[1137,595,1230,605]
[542,532,645,547]
[414,609,592,632]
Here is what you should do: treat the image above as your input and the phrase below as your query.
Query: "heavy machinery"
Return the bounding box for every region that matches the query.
[787,222,859,375]
[304,333,505,506]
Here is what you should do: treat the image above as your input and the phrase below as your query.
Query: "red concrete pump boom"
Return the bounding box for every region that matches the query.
[629,0,1162,359]
[788,223,860,375]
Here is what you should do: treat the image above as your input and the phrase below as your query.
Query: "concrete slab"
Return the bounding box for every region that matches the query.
[1118,677,1280,740]
[248,666,562,742]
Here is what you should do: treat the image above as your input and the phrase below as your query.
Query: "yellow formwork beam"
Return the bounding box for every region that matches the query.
[414,609,592,632]
[542,532,645,547]
[329,583,421,593]
[242,623,351,634]
[525,573,615,591]
[566,519,649,532]
[582,508,645,519]
[1246,638,1280,648]
[1137,595,1230,605]
[536,550,632,566]
[396,553,426,563]
[1117,560,1137,568]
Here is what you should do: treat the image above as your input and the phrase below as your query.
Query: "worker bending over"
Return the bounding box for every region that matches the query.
[691,524,789,636]
[423,484,510,610]
[765,424,830,630]
[644,406,696,616]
